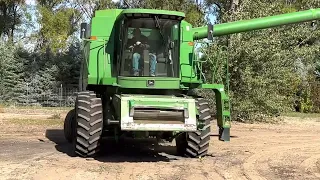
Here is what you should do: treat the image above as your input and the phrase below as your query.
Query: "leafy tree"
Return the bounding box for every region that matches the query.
[0,0,26,41]
[200,0,320,121]
[54,39,82,86]
[67,0,118,21]
[35,0,81,53]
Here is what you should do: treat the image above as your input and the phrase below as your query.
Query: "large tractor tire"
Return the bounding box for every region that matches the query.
[64,108,75,143]
[176,98,211,158]
[72,91,103,158]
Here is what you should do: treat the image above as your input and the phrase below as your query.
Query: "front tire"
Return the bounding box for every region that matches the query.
[176,98,211,158]
[72,91,103,158]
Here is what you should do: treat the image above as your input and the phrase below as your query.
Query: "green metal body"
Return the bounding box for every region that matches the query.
[80,8,320,142]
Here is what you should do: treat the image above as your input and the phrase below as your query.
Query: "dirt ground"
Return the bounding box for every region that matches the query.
[0,108,320,180]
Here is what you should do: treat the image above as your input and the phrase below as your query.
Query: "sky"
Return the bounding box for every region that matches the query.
[26,0,36,5]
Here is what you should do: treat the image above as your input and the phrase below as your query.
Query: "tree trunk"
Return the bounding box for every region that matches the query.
[10,4,17,43]
[230,0,239,13]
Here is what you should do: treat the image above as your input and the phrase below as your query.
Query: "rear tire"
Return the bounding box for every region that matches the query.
[176,98,211,158]
[64,109,75,143]
[72,91,103,158]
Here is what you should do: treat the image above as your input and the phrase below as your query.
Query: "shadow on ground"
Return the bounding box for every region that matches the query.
[45,129,182,163]
[210,134,239,138]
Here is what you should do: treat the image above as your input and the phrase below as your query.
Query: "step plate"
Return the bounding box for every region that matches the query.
[121,122,196,131]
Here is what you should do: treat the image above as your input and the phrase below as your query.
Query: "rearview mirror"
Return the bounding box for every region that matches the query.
[80,23,88,39]
[170,41,174,49]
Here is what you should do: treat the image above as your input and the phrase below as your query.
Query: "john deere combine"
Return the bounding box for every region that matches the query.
[64,8,320,158]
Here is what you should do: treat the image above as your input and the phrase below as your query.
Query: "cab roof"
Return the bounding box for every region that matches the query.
[94,8,185,20]
[122,9,185,18]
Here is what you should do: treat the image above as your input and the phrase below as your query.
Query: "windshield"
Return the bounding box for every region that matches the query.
[119,17,180,77]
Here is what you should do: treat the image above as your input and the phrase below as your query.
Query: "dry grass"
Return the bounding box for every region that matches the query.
[47,113,61,119]
[0,105,5,113]
[7,118,63,127]
[282,112,320,119]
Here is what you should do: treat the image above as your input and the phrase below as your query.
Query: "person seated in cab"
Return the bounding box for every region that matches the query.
[128,28,157,76]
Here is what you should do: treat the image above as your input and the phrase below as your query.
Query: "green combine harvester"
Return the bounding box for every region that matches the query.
[63,8,320,158]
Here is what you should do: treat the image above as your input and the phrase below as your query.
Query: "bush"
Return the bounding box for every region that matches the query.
[310,80,320,113]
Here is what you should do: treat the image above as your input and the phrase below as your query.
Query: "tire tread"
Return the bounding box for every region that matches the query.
[73,91,103,158]
[176,97,212,158]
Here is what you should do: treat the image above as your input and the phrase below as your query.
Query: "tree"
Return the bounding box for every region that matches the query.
[67,0,118,21]
[201,0,320,121]
[0,0,26,42]
[0,42,24,104]
[35,0,81,53]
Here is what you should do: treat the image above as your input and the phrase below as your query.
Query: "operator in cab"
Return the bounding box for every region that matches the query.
[128,28,157,76]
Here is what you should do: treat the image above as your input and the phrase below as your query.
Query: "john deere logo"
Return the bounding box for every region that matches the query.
[147,80,155,87]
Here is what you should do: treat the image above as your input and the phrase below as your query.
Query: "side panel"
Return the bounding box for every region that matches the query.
[180,21,199,83]
[87,10,122,85]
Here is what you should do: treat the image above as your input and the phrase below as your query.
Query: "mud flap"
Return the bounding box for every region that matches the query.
[219,127,230,142]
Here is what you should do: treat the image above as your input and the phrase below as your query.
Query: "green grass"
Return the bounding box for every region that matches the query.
[7,118,63,126]
[282,112,320,119]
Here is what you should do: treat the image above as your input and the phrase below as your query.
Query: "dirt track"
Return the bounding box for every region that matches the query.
[0,108,320,180]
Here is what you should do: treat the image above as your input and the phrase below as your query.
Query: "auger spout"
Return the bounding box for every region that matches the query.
[192,8,320,40]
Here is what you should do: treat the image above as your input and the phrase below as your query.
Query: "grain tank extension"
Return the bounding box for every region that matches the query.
[63,8,320,158]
